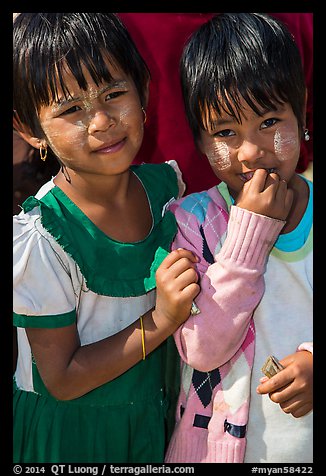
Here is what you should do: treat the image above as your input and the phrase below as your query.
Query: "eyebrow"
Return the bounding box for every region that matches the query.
[207,117,236,131]
[211,117,235,127]
[52,80,128,112]
[209,103,286,129]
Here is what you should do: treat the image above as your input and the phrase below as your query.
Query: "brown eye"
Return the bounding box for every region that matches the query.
[60,105,81,116]
[261,118,278,129]
[213,129,235,138]
[105,91,126,101]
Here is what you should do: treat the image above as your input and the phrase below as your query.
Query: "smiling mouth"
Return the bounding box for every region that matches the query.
[240,168,276,182]
[95,138,126,154]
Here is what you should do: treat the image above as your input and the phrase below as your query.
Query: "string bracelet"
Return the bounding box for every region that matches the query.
[139,314,146,360]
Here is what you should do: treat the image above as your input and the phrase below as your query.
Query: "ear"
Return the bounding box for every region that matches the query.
[13,114,44,150]
[142,79,150,109]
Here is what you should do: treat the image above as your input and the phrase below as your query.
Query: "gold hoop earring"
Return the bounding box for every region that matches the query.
[142,107,147,124]
[39,145,48,161]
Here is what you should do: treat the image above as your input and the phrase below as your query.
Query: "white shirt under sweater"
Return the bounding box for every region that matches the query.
[244,180,313,463]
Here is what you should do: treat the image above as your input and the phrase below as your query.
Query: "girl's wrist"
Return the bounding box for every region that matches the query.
[151,308,180,333]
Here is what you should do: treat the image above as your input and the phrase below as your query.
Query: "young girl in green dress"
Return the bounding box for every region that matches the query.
[13,13,199,463]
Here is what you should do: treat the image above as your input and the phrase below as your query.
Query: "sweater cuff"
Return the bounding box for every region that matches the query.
[218,206,285,268]
[297,342,313,354]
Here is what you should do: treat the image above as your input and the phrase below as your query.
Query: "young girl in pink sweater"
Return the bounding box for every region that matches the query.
[165,13,313,463]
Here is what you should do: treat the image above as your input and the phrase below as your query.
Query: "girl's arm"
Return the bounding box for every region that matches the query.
[25,248,199,400]
[170,170,291,371]
[171,201,284,371]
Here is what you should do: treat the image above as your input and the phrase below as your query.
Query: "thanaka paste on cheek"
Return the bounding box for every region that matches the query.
[206,140,231,170]
[42,122,88,161]
[118,104,144,144]
[274,128,299,162]
[118,104,133,127]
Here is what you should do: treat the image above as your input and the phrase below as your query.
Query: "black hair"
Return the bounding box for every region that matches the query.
[13,13,150,138]
[180,13,307,142]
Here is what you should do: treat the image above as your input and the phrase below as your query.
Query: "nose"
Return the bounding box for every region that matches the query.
[88,110,116,135]
[237,139,264,165]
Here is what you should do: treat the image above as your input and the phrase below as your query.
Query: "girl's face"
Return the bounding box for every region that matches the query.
[38,60,146,178]
[198,96,302,199]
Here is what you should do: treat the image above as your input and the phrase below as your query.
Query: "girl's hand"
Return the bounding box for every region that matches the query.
[236,169,293,221]
[257,350,313,418]
[25,251,200,400]
[155,248,200,326]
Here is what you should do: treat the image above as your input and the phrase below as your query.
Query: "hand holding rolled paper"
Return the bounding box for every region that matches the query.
[261,355,284,378]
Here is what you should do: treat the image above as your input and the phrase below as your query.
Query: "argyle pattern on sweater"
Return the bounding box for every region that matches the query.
[167,190,256,462]
[164,185,285,463]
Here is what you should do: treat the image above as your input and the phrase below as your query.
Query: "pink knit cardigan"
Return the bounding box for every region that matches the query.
[165,186,285,463]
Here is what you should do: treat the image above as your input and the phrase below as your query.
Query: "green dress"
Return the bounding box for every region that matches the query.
[13,163,182,463]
